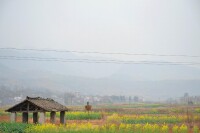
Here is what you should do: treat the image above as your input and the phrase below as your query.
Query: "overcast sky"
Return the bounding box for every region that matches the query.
[0,0,200,62]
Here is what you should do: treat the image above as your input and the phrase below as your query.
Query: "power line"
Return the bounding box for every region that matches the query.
[0,47,200,58]
[0,55,200,66]
[0,55,199,64]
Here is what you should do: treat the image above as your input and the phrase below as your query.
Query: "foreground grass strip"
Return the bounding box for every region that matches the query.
[0,122,32,133]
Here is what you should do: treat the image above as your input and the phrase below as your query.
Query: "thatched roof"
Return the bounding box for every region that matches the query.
[6,96,68,112]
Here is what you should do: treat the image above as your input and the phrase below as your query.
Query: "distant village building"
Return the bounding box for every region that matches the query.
[6,96,68,124]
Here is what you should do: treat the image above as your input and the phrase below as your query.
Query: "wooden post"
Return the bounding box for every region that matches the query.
[33,112,38,124]
[60,111,65,124]
[50,111,56,124]
[22,112,28,123]
[10,112,17,122]
[39,112,46,124]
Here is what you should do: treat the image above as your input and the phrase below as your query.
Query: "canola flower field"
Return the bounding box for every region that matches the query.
[107,113,200,124]
[1,106,200,133]
[0,122,199,133]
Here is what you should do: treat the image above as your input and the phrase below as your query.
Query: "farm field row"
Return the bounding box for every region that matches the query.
[1,105,200,133]
[1,104,200,115]
[0,122,199,133]
[1,112,200,124]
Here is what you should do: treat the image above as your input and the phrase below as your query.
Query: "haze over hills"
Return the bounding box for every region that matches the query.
[0,50,200,100]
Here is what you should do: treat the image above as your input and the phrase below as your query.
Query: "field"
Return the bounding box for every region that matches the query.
[0,104,200,133]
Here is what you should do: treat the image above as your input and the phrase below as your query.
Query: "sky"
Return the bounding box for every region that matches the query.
[0,0,200,62]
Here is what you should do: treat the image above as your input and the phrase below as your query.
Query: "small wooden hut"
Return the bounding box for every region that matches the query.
[6,96,68,124]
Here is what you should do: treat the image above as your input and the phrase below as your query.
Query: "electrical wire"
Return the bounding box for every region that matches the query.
[0,55,200,66]
[0,47,200,58]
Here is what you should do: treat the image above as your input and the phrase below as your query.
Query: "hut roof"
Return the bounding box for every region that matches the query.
[6,96,68,112]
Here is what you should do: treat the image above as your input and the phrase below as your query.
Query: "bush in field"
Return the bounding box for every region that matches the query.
[0,122,32,133]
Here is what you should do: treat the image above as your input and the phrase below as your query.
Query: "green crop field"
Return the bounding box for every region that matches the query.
[0,104,200,133]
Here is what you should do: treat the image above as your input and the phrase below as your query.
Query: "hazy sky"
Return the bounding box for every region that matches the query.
[0,0,200,62]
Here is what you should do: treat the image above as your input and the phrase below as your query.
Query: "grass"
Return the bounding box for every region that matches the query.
[0,122,32,133]
[0,109,9,116]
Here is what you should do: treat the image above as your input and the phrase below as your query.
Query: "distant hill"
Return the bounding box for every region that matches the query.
[0,50,200,100]
[0,50,120,78]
